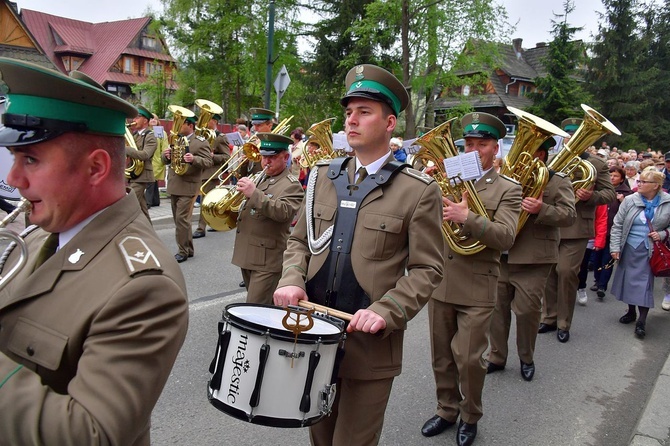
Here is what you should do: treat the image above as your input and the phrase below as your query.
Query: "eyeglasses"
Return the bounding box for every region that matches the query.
[597,258,616,271]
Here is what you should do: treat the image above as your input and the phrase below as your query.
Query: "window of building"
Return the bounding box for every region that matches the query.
[462,85,471,96]
[62,56,71,72]
[142,36,157,49]
[72,57,84,71]
[145,61,163,75]
[123,57,133,74]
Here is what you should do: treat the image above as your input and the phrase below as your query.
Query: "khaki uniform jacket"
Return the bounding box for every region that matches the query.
[162,134,212,196]
[432,169,522,307]
[201,132,231,180]
[232,169,304,272]
[278,156,444,380]
[507,172,576,264]
[126,129,157,183]
[0,193,188,446]
[560,154,615,239]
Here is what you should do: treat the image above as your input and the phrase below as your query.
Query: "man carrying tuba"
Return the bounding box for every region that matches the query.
[125,104,157,223]
[193,113,231,238]
[539,118,615,342]
[161,113,212,262]
[487,137,576,382]
[421,112,521,446]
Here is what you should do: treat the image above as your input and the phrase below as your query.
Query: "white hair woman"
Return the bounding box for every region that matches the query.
[610,168,670,338]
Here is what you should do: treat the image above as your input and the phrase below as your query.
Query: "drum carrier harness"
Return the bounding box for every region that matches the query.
[305,157,408,315]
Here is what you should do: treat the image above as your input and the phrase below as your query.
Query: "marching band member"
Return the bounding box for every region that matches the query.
[274,64,444,446]
[0,57,188,445]
[231,133,303,304]
[194,113,231,238]
[126,104,157,222]
[161,115,212,262]
[421,113,521,446]
[487,138,576,381]
[540,118,615,342]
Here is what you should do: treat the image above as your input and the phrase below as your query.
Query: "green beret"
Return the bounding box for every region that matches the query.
[250,108,274,124]
[340,64,409,116]
[257,132,292,155]
[0,57,136,146]
[461,112,506,140]
[137,105,153,120]
[561,117,583,134]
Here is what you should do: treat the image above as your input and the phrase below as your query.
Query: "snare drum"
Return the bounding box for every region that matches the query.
[207,303,346,427]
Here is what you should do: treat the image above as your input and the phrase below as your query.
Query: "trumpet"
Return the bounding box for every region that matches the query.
[124,121,144,180]
[167,105,195,176]
[0,198,31,292]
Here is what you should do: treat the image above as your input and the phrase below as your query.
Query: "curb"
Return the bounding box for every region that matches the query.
[630,352,670,445]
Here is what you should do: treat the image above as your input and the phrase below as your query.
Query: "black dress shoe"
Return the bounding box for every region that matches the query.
[456,420,477,446]
[619,311,637,324]
[421,415,455,437]
[486,361,505,374]
[188,253,194,258]
[207,227,217,232]
[520,361,535,381]
[597,288,606,299]
[175,253,187,263]
[635,321,646,338]
[193,230,205,239]
[557,329,570,343]
[538,323,557,333]
[239,281,245,288]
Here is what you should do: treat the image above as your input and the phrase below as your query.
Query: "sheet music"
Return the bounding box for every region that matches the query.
[226,132,245,147]
[443,151,483,182]
[152,125,165,139]
[332,133,353,152]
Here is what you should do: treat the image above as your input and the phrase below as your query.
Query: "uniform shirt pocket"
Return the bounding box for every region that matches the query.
[313,201,337,235]
[360,212,404,261]
[471,260,499,304]
[248,238,277,266]
[8,317,68,371]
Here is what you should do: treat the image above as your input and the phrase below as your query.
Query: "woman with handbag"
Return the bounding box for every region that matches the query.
[610,168,670,338]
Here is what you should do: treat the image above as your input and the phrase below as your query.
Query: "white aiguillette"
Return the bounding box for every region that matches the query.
[443,151,483,183]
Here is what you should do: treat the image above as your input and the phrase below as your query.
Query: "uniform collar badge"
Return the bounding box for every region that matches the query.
[68,249,85,264]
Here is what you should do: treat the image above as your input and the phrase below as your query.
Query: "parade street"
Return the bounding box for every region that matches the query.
[148,207,670,446]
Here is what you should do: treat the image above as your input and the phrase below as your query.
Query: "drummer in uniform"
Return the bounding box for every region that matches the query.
[231,133,304,304]
[274,64,444,445]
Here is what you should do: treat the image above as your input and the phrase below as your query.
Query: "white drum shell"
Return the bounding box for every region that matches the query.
[208,304,344,427]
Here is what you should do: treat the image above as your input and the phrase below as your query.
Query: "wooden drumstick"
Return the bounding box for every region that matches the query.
[297,301,353,322]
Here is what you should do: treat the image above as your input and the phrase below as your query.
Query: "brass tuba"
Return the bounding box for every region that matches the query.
[301,118,336,168]
[0,198,31,292]
[503,107,567,232]
[167,105,195,176]
[124,122,144,180]
[413,118,489,255]
[195,99,223,145]
[200,116,293,231]
[547,104,621,197]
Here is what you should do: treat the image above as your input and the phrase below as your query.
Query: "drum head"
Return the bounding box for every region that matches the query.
[225,303,343,343]
[0,148,21,200]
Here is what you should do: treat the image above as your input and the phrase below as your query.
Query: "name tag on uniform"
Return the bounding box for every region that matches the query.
[340,200,357,209]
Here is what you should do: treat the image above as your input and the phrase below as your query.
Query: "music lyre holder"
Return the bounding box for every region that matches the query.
[282,306,315,368]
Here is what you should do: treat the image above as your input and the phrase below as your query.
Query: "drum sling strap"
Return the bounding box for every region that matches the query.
[305,157,408,315]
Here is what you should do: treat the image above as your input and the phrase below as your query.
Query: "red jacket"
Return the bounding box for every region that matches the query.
[593,204,608,250]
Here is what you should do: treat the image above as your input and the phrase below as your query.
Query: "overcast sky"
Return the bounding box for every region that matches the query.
[16,0,614,49]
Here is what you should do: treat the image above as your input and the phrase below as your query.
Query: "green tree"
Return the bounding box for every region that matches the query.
[131,66,176,118]
[527,1,592,124]
[587,0,648,149]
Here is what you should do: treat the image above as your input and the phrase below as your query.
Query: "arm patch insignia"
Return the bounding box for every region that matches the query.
[117,236,162,276]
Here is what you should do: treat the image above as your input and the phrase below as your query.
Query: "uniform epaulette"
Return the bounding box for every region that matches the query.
[117,236,163,277]
[401,167,433,184]
[196,135,207,142]
[500,174,521,185]
[287,173,299,183]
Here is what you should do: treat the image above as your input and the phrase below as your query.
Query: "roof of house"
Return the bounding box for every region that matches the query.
[20,9,175,86]
[0,43,54,68]
[0,1,55,69]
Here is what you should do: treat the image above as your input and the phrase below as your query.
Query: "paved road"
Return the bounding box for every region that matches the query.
[148,207,670,446]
